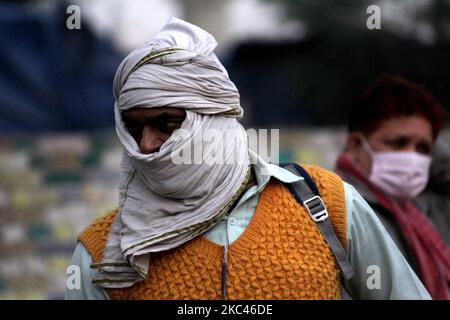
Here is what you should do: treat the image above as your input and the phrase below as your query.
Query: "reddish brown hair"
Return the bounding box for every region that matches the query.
[349,74,446,140]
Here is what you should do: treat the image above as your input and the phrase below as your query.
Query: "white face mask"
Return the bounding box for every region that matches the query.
[359,134,432,199]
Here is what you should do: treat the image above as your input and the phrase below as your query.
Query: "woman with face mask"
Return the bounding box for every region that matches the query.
[335,74,450,300]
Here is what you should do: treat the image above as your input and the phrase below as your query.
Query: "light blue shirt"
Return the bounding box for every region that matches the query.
[66,153,431,300]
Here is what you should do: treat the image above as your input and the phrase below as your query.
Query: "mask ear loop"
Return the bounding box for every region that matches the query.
[356,132,374,157]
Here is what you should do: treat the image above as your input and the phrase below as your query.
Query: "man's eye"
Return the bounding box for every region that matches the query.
[158,119,183,133]
[166,120,183,129]
[126,123,142,136]
[127,124,140,132]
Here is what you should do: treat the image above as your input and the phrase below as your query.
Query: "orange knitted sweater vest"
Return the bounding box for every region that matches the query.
[78,165,346,300]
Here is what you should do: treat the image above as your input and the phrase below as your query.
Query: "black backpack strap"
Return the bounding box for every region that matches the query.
[280,163,354,281]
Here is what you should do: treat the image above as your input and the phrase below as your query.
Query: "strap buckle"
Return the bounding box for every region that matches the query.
[303,195,329,222]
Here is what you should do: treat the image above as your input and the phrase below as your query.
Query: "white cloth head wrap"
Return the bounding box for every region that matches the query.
[92,17,250,288]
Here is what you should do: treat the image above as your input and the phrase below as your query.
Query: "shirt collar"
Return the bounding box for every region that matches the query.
[249,149,303,193]
[227,150,304,213]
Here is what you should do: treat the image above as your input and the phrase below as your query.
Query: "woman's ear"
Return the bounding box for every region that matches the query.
[345,132,373,175]
[345,132,362,154]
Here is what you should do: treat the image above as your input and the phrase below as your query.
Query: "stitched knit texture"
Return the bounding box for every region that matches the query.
[78,165,346,300]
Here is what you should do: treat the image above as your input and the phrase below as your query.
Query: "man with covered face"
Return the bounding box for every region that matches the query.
[66,18,430,300]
